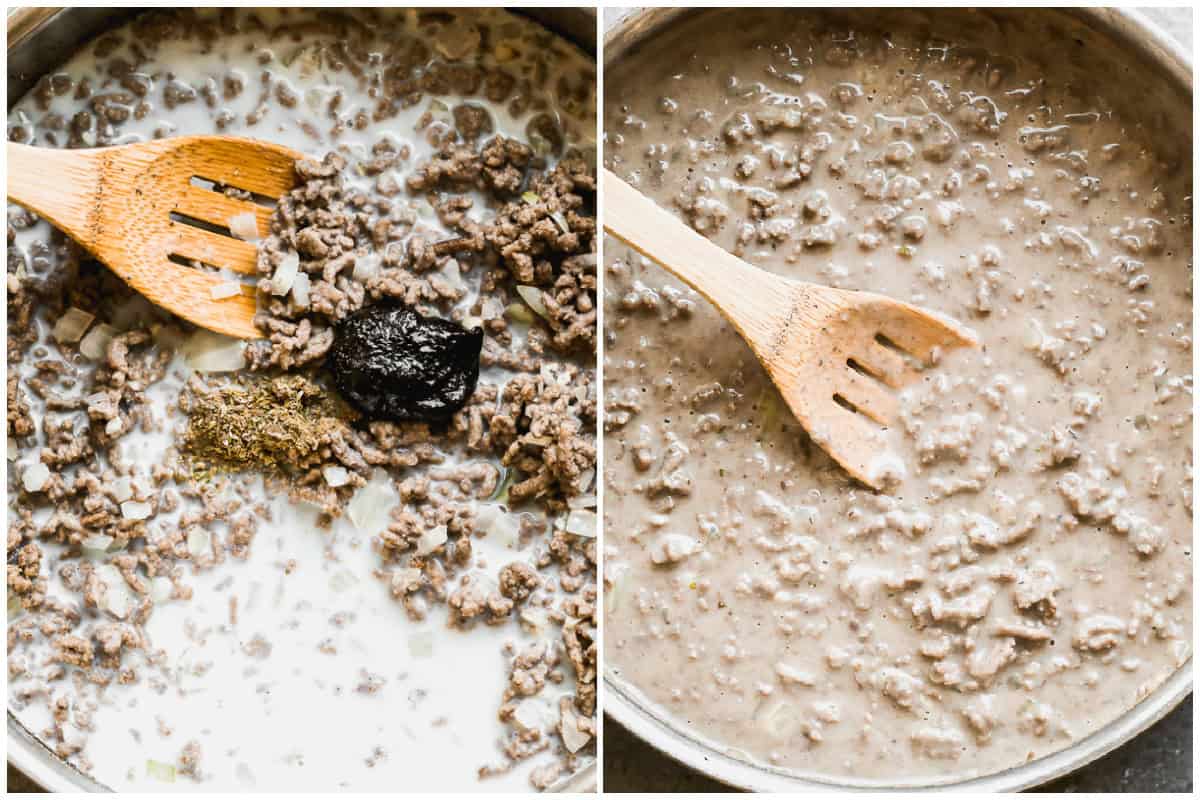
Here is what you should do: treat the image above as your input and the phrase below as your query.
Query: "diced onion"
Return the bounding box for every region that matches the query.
[416,524,448,556]
[151,576,174,603]
[182,330,246,373]
[512,697,554,733]
[408,630,435,658]
[323,465,349,487]
[474,503,520,549]
[550,210,570,235]
[146,759,177,783]
[352,253,381,282]
[347,470,397,533]
[291,271,311,308]
[9,591,25,620]
[112,477,133,503]
[105,418,123,436]
[516,285,549,321]
[393,567,423,593]
[505,303,535,325]
[567,493,597,510]
[59,722,87,750]
[519,607,548,633]
[209,281,243,300]
[228,212,260,241]
[564,509,597,538]
[121,500,152,521]
[97,564,133,619]
[442,260,467,294]
[81,534,114,555]
[489,468,516,505]
[757,699,801,739]
[559,704,592,754]
[269,251,300,296]
[604,563,629,615]
[79,323,117,360]
[481,296,505,321]
[6,439,17,461]
[52,307,94,343]
[186,528,211,559]
[21,462,50,492]
[1023,318,1046,350]
[522,191,540,205]
[427,98,452,122]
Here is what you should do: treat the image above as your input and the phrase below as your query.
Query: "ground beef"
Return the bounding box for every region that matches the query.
[7,534,44,608]
[177,739,203,781]
[483,155,597,354]
[51,634,95,668]
[7,372,34,437]
[407,135,533,196]
[491,367,597,510]
[498,561,540,601]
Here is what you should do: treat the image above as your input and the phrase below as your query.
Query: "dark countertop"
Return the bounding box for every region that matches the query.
[8,764,42,794]
[601,5,1193,795]
[603,695,1193,792]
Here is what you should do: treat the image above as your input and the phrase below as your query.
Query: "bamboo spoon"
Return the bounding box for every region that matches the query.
[603,168,979,490]
[7,136,303,339]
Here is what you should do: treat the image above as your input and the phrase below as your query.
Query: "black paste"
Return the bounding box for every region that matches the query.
[327,304,484,423]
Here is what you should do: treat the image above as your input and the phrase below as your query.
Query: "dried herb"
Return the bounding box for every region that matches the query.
[181,375,350,473]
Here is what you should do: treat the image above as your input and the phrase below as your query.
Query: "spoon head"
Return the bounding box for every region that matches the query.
[766,288,979,490]
[98,136,303,339]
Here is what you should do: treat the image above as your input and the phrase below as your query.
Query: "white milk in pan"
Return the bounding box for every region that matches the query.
[8,7,596,791]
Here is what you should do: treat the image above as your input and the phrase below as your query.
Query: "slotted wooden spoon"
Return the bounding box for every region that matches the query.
[7,136,303,339]
[603,168,979,489]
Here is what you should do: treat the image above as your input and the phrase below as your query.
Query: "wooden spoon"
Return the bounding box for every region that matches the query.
[7,136,303,339]
[603,168,979,489]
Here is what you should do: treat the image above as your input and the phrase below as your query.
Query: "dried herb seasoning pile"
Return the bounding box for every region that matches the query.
[181,375,350,473]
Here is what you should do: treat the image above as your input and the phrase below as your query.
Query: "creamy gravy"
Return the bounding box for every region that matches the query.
[603,8,1191,783]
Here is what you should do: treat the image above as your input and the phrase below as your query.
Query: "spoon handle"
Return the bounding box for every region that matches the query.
[7,142,103,248]
[603,166,811,348]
